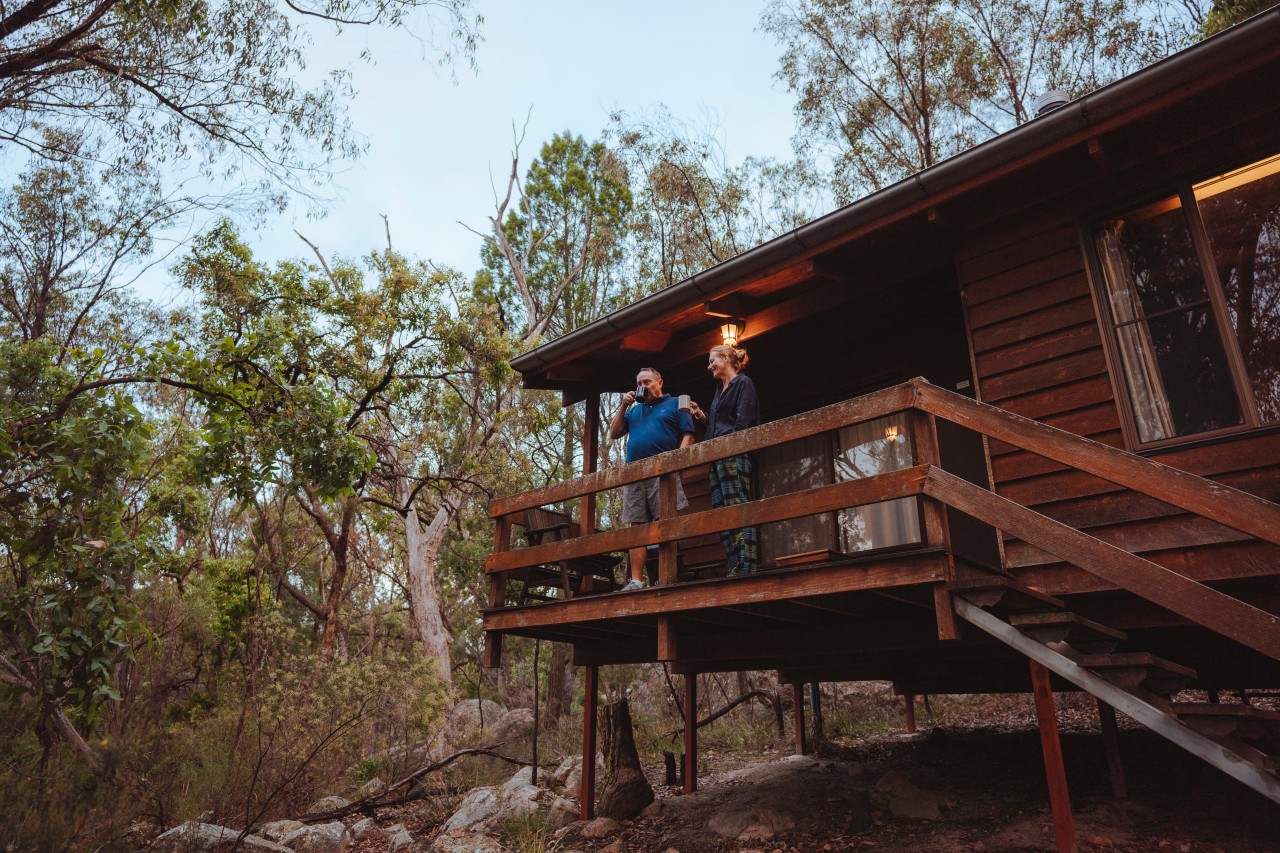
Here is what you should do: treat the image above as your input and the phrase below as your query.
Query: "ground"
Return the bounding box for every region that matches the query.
[349,693,1280,852]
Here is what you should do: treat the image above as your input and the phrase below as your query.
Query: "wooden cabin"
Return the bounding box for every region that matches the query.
[481,12,1280,847]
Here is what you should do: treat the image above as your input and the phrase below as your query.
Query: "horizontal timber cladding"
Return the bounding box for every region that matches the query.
[959,215,1279,578]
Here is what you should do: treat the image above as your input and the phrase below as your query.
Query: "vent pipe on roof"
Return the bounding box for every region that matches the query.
[1032,90,1071,117]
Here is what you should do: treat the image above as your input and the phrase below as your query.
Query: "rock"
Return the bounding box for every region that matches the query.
[548,796,578,828]
[874,770,948,821]
[502,765,537,791]
[355,777,386,799]
[639,799,666,818]
[580,817,622,839]
[481,707,535,749]
[347,818,376,840]
[445,699,505,745]
[440,786,502,833]
[279,821,349,853]
[430,833,505,853]
[600,840,625,853]
[501,783,543,819]
[149,822,293,852]
[384,824,414,852]
[556,753,604,794]
[304,796,351,814]
[256,820,304,842]
[708,807,796,841]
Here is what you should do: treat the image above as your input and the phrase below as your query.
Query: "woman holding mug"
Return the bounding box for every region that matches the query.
[688,345,760,576]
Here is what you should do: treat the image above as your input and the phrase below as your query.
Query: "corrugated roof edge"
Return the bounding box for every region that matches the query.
[511,8,1280,374]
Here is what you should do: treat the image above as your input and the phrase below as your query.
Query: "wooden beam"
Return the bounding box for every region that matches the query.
[620,329,672,353]
[580,394,600,538]
[703,295,753,319]
[581,665,598,821]
[658,472,679,586]
[924,467,1280,661]
[483,631,502,669]
[904,694,917,733]
[657,616,677,662]
[483,552,947,631]
[490,383,914,517]
[683,674,698,794]
[1030,659,1076,853]
[488,466,927,573]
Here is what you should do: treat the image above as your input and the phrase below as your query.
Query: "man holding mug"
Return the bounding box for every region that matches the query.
[609,367,695,591]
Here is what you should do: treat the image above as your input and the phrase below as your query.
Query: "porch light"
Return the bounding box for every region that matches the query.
[884,424,901,442]
[720,319,745,346]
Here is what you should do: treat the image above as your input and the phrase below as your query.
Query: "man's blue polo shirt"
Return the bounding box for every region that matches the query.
[625,394,694,463]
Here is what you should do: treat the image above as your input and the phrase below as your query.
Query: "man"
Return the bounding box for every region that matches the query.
[609,367,695,591]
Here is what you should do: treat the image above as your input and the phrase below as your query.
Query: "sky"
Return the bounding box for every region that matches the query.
[138,0,801,304]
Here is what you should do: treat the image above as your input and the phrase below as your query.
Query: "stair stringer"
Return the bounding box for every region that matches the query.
[953,596,1280,804]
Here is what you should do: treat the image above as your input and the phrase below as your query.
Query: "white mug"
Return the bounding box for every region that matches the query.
[678,394,691,412]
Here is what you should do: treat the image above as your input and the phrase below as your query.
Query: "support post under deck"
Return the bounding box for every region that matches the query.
[792,682,807,756]
[1096,698,1128,799]
[1030,659,1076,853]
[683,673,698,793]
[581,665,598,821]
[904,693,917,734]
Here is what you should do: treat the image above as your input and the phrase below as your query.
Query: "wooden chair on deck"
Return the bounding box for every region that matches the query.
[516,507,620,603]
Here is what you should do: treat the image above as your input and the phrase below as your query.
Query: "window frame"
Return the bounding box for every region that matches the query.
[1081,158,1278,451]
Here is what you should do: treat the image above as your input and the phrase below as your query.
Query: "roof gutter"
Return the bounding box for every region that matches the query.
[511,9,1280,375]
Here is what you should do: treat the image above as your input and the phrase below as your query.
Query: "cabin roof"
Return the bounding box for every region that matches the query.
[511,9,1280,399]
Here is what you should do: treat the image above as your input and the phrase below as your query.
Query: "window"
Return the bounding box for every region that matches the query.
[1094,153,1280,445]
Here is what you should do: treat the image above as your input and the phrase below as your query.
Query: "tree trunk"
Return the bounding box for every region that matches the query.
[404,492,456,685]
[544,643,574,722]
[597,698,653,819]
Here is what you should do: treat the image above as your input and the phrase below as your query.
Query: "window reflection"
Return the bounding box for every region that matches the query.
[1195,155,1280,423]
[834,414,921,552]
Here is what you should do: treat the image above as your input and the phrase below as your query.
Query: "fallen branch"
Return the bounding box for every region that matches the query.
[668,690,775,739]
[294,745,534,824]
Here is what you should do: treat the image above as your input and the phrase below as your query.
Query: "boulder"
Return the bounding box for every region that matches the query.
[440,786,502,833]
[279,821,349,853]
[548,796,579,828]
[445,699,505,745]
[383,823,414,852]
[355,777,386,799]
[303,796,351,815]
[579,817,622,839]
[256,820,304,842]
[708,806,796,841]
[347,818,377,840]
[149,822,293,852]
[481,707,535,748]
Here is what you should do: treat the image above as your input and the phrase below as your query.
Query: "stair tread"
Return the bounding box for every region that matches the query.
[1010,611,1128,640]
[1080,652,1198,679]
[1172,703,1280,722]
[948,577,1065,611]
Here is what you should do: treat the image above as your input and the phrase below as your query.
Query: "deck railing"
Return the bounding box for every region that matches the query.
[486,378,1280,662]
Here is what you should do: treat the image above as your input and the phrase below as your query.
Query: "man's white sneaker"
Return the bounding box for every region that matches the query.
[620,579,644,592]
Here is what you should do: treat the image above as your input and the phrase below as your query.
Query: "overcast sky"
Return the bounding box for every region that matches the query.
[139,0,800,303]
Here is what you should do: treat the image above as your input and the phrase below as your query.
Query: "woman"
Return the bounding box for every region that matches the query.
[688,345,760,576]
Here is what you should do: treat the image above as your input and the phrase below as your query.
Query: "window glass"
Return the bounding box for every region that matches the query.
[757,434,833,564]
[1195,155,1280,422]
[1095,197,1243,442]
[833,414,921,552]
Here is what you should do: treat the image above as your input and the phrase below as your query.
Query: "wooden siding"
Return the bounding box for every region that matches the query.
[960,219,1280,581]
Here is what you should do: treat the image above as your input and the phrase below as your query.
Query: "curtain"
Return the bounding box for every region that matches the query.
[834,415,921,552]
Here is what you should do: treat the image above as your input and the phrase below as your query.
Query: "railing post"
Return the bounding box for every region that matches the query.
[484,513,513,668]
[580,393,600,539]
[910,410,960,642]
[658,472,678,586]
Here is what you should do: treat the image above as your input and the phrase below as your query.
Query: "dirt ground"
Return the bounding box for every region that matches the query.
[347,724,1280,852]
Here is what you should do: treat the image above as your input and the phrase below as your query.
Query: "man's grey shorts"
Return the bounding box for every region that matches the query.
[622,475,689,523]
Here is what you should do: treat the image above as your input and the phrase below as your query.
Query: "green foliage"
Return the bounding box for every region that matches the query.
[0,0,482,202]
[0,339,152,718]
[1201,0,1279,35]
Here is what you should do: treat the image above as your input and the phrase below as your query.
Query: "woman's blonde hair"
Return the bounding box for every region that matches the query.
[710,344,749,371]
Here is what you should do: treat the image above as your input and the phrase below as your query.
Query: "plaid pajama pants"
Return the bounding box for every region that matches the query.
[710,455,758,576]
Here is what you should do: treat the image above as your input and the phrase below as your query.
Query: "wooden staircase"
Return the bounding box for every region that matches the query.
[949,578,1280,804]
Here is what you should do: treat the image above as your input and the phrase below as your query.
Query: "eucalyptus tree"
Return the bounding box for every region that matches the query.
[0,0,481,202]
[760,0,1200,201]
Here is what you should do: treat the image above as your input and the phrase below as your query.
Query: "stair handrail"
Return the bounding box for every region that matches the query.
[909,378,1280,548]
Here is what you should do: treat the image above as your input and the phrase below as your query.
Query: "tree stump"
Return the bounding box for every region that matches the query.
[596,698,654,819]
